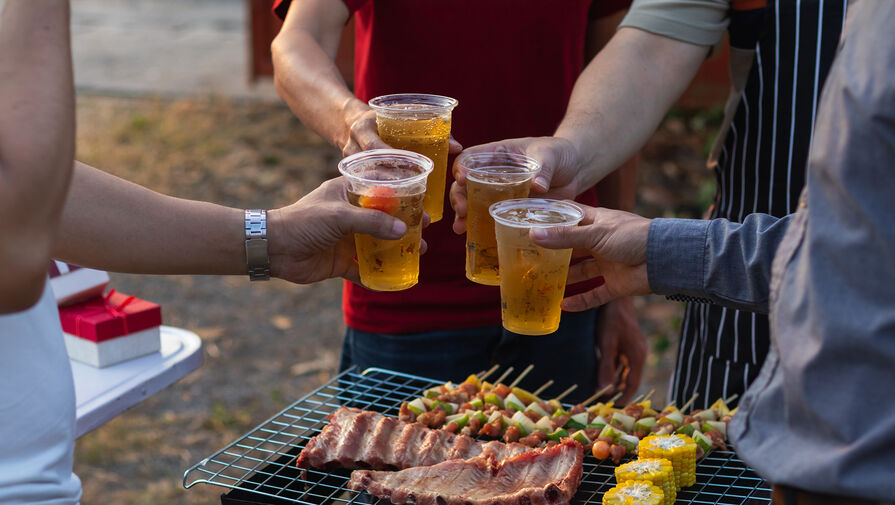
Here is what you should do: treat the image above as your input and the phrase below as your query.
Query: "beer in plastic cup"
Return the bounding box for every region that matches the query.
[459,152,540,285]
[369,94,458,223]
[339,149,434,291]
[489,199,584,335]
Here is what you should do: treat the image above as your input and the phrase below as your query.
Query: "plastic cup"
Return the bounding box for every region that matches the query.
[339,149,434,291]
[489,199,584,335]
[369,93,458,223]
[458,152,540,286]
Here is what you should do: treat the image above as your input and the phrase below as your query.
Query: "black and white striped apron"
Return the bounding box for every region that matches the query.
[669,0,847,409]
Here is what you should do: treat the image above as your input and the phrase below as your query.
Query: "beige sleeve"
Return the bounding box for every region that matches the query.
[619,0,731,46]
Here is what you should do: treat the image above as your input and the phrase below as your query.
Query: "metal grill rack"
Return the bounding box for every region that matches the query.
[183,367,771,505]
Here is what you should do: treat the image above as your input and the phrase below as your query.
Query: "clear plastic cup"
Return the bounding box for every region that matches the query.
[338,149,434,291]
[458,152,540,286]
[489,199,584,335]
[368,93,458,223]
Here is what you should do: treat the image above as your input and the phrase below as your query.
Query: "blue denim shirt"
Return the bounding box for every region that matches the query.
[645,2,895,500]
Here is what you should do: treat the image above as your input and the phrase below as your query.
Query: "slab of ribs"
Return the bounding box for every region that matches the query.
[296,407,584,505]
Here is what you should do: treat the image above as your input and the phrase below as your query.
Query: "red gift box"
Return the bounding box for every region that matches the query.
[58,289,162,342]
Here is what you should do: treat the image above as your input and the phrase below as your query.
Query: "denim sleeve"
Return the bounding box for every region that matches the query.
[646,213,792,313]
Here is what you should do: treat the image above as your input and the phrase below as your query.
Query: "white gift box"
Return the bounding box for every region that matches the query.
[63,326,161,368]
[48,260,110,306]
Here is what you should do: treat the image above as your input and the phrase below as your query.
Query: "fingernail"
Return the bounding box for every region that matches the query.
[533,177,547,190]
[530,228,548,241]
[391,220,406,236]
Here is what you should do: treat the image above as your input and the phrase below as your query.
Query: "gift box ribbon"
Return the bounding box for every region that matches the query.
[77,289,136,336]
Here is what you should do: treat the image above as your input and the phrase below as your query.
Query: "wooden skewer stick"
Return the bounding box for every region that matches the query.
[631,393,645,404]
[494,366,515,386]
[532,380,554,397]
[606,391,623,405]
[477,364,500,382]
[554,384,579,402]
[509,364,535,388]
[582,384,614,407]
[641,389,656,403]
[723,393,739,405]
[680,393,700,413]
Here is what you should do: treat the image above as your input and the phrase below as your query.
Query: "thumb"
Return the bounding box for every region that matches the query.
[342,206,407,240]
[529,223,599,252]
[531,161,555,193]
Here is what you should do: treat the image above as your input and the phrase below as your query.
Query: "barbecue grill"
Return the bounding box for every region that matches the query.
[183,367,771,505]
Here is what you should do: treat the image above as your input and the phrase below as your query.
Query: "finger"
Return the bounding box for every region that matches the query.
[420,238,428,255]
[342,206,407,240]
[342,262,361,285]
[449,182,468,234]
[422,211,431,228]
[561,285,617,312]
[529,219,601,251]
[351,117,391,152]
[567,259,603,285]
[451,154,469,185]
[448,136,463,154]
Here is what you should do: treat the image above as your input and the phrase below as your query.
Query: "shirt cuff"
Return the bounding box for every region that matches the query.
[647,218,710,296]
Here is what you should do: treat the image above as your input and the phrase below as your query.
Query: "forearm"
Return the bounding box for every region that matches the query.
[271,1,360,151]
[556,27,708,191]
[0,0,74,311]
[53,162,246,276]
[647,213,793,313]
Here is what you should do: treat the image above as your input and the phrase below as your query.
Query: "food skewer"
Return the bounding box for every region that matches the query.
[477,364,500,382]
[723,393,739,405]
[580,384,613,407]
[494,366,515,386]
[399,368,737,463]
[679,393,700,413]
[532,380,554,397]
[554,384,578,402]
[508,364,534,388]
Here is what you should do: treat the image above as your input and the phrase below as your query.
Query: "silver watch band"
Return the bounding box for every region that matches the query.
[245,209,270,281]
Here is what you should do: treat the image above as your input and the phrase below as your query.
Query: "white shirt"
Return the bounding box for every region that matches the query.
[0,281,81,504]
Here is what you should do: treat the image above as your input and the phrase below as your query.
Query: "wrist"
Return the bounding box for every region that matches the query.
[265,208,287,279]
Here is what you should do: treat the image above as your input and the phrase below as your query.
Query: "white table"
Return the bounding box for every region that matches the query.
[72,325,203,438]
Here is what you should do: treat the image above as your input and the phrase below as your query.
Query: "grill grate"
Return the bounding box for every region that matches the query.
[183,367,771,505]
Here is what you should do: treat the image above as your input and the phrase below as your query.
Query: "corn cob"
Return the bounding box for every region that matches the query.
[615,458,676,505]
[602,481,664,505]
[637,434,697,488]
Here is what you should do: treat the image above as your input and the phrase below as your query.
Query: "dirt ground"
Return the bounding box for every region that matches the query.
[72,94,719,504]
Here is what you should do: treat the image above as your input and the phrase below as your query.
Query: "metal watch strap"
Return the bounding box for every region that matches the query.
[245,209,270,281]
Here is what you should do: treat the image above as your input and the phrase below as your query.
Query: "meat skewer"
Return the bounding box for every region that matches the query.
[532,380,554,397]
[554,384,578,402]
[477,364,500,382]
[348,439,584,505]
[494,366,515,386]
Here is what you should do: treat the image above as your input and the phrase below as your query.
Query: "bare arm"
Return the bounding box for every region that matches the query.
[555,27,708,193]
[53,161,409,285]
[0,0,74,313]
[271,0,386,155]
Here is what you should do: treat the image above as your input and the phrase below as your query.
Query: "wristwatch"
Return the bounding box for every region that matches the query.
[245,209,270,281]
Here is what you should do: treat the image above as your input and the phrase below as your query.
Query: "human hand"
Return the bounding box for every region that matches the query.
[529,205,652,310]
[342,102,462,157]
[266,177,423,284]
[595,297,647,404]
[450,136,582,234]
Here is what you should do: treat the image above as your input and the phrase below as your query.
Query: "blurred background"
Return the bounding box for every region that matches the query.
[15,0,726,502]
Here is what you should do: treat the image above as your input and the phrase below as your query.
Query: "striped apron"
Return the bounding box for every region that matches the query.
[668,0,847,409]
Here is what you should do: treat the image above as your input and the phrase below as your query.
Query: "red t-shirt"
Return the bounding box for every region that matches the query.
[274,0,629,334]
